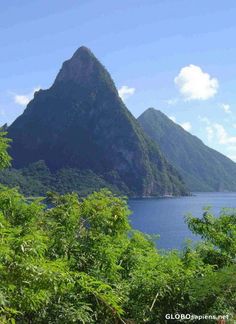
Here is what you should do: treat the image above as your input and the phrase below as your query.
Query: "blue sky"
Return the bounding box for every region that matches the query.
[1,0,236,160]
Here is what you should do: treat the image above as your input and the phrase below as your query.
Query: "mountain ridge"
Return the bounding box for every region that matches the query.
[138,108,236,191]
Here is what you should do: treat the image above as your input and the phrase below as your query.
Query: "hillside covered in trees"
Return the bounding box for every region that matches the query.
[0,160,125,197]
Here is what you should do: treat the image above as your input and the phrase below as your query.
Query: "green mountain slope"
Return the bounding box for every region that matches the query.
[6,47,187,196]
[0,161,124,197]
[138,108,236,191]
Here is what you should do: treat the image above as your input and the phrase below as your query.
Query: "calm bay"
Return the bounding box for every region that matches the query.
[129,192,236,250]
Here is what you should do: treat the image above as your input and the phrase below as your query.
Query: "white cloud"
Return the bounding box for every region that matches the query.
[206,126,214,141]
[198,116,215,142]
[180,121,192,131]
[213,123,236,145]
[225,146,236,162]
[203,121,236,145]
[14,87,40,106]
[220,103,231,114]
[168,115,192,132]
[199,117,236,161]
[174,65,219,100]
[227,154,236,162]
[14,95,30,106]
[118,85,135,101]
[169,116,176,122]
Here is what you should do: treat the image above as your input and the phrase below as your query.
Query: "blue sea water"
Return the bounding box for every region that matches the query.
[129,192,236,250]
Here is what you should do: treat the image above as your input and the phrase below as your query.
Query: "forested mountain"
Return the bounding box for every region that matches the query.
[138,108,236,191]
[6,47,187,196]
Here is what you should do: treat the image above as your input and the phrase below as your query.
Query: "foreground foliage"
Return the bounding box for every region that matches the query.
[0,132,235,323]
[0,187,235,323]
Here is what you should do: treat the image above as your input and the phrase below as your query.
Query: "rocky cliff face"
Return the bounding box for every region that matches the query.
[8,47,187,196]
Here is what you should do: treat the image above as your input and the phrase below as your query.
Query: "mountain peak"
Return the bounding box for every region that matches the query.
[54,46,103,84]
[72,46,94,58]
[140,108,164,120]
[144,108,162,114]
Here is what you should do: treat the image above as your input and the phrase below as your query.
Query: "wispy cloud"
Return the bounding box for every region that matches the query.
[200,116,236,161]
[227,154,236,162]
[14,87,40,106]
[180,121,192,131]
[201,118,236,145]
[118,85,135,101]
[165,98,179,106]
[174,65,218,100]
[206,125,214,141]
[168,115,192,132]
[169,116,176,122]
[211,123,236,145]
[220,103,231,114]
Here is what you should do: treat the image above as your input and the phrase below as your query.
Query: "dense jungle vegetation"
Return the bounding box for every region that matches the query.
[0,132,235,323]
[0,160,124,197]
